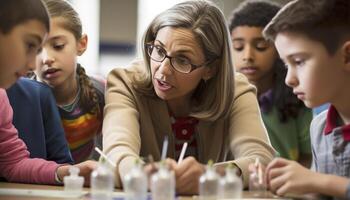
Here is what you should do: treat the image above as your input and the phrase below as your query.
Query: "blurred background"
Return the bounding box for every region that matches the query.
[70,0,291,77]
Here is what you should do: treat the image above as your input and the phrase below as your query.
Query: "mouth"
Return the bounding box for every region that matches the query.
[43,68,61,79]
[238,66,258,75]
[155,78,173,91]
[294,91,305,99]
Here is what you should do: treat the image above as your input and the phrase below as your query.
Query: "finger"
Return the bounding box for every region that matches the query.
[275,181,291,196]
[269,170,289,195]
[165,158,177,170]
[266,158,290,177]
[175,156,197,174]
[176,169,199,194]
[144,163,158,176]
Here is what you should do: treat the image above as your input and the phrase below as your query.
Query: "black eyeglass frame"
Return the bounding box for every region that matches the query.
[145,43,216,74]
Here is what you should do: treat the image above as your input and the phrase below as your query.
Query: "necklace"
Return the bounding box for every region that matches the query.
[58,84,81,113]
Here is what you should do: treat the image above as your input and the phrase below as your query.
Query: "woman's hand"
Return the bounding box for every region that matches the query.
[170,156,205,195]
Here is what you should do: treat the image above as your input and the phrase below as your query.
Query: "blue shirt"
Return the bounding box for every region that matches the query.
[6,78,73,164]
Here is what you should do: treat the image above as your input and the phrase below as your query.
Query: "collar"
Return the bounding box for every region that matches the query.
[324,105,350,141]
[258,89,273,113]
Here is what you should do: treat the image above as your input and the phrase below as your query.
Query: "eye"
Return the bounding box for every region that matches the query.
[175,56,191,65]
[53,43,65,51]
[255,41,270,51]
[293,58,305,67]
[232,41,244,51]
[26,42,37,54]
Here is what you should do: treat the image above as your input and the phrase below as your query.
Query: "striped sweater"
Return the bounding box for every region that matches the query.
[59,76,105,163]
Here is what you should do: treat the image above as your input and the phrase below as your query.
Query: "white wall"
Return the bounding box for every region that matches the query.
[71,0,100,75]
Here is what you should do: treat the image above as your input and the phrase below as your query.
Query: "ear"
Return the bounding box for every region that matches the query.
[203,64,217,81]
[77,34,88,56]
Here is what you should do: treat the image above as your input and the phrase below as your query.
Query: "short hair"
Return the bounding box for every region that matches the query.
[263,0,350,55]
[228,0,281,33]
[0,0,50,34]
[135,0,234,121]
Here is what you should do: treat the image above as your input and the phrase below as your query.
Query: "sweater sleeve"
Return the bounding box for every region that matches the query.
[228,73,276,187]
[41,84,74,164]
[0,89,59,184]
[103,67,141,188]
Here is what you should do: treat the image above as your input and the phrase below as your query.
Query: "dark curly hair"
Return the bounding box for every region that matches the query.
[228,0,305,122]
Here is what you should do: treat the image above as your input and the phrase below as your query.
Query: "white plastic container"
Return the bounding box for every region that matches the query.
[219,165,242,198]
[90,162,115,200]
[123,159,148,200]
[199,160,219,200]
[63,166,84,195]
[150,162,175,200]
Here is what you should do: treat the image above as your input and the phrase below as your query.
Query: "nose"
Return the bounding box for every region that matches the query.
[41,49,55,66]
[22,52,37,75]
[285,67,299,88]
[157,57,173,76]
[242,45,254,63]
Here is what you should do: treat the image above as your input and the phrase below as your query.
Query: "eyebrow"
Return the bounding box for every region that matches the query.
[49,35,67,41]
[28,34,43,45]
[154,39,195,55]
[287,52,307,59]
[232,37,267,42]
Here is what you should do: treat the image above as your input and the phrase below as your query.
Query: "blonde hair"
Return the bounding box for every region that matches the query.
[43,0,101,117]
[134,0,235,121]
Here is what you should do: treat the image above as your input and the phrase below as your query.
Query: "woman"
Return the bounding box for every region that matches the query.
[103,0,275,194]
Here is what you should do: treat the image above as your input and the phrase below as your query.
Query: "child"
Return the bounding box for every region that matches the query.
[228,0,312,166]
[0,0,96,184]
[263,0,350,199]
[35,0,105,163]
[7,78,73,164]
[103,0,275,194]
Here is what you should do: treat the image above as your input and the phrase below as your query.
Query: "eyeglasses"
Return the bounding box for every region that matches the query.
[146,43,212,74]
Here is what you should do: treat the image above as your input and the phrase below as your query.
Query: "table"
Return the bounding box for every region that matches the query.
[0,182,303,200]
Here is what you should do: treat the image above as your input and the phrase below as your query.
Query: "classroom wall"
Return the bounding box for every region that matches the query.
[98,0,292,75]
[99,0,291,51]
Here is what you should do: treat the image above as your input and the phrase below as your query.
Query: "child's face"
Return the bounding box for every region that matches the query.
[231,26,278,86]
[0,20,47,89]
[275,32,346,108]
[36,17,86,88]
[150,27,214,103]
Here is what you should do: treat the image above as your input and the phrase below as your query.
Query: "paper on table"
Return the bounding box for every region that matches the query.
[0,188,129,199]
[0,188,87,198]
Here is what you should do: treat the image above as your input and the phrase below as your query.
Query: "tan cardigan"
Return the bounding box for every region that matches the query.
[103,63,275,188]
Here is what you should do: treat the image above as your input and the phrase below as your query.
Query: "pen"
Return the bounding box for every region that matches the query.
[177,142,188,164]
[161,136,169,161]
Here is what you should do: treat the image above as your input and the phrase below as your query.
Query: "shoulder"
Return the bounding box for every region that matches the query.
[107,60,146,90]
[8,78,51,94]
[233,72,257,99]
[310,110,328,139]
[7,79,54,105]
[89,75,106,94]
[0,89,13,125]
[108,60,145,82]
[0,89,9,107]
